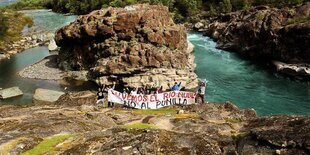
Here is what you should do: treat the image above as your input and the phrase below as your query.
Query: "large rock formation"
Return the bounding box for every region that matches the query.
[194,2,310,78]
[55,4,198,88]
[0,102,309,154]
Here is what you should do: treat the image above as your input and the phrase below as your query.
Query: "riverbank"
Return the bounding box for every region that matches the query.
[18,54,64,80]
[0,9,77,62]
[191,2,310,80]
[0,101,309,154]
[0,33,53,61]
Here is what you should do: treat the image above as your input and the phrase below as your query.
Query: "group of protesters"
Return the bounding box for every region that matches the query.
[96,79,207,108]
[122,82,183,96]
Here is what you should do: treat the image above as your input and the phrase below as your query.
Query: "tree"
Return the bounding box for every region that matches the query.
[220,0,232,13]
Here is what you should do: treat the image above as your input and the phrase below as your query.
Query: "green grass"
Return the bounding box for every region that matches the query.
[131,109,178,115]
[21,133,75,155]
[287,16,310,26]
[121,123,158,129]
[231,132,250,140]
[114,108,178,115]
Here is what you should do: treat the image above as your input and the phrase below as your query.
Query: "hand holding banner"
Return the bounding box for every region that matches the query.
[108,90,197,109]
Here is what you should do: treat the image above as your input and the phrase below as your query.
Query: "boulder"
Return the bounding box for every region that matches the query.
[0,87,23,99]
[273,61,310,78]
[56,91,97,106]
[0,54,7,61]
[33,88,65,105]
[55,4,198,89]
[48,39,58,51]
[194,22,204,30]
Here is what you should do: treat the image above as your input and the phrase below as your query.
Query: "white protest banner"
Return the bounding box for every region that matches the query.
[108,90,197,109]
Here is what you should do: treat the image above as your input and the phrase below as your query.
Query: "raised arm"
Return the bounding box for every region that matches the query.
[178,82,182,87]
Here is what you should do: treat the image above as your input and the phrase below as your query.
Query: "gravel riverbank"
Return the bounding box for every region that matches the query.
[18,54,64,80]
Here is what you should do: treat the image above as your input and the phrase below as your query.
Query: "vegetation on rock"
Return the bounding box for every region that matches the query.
[0,8,33,50]
[21,133,75,155]
[121,123,158,129]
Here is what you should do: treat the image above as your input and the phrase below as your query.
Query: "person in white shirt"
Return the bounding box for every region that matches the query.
[106,82,116,108]
[130,88,137,96]
[196,79,207,104]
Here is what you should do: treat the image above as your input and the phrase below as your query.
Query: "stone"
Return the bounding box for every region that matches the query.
[194,22,204,30]
[0,87,23,99]
[48,39,58,51]
[33,88,65,105]
[273,61,310,78]
[0,54,7,61]
[177,110,185,114]
[122,146,132,150]
[79,105,96,112]
[56,91,97,106]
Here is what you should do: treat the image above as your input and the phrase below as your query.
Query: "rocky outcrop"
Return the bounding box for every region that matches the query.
[56,91,97,106]
[0,102,309,154]
[194,3,310,79]
[33,88,65,105]
[55,4,198,89]
[273,61,310,78]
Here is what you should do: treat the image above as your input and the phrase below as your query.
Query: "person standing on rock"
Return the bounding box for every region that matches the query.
[96,88,105,108]
[196,79,207,104]
[156,86,163,94]
[130,88,138,96]
[106,82,116,108]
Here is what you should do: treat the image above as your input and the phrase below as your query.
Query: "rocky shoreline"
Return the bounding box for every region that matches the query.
[192,2,310,79]
[18,54,64,80]
[0,32,55,61]
[0,100,309,154]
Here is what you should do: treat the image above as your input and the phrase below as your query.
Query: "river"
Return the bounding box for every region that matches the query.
[0,7,309,115]
[0,10,96,105]
[189,33,310,116]
[0,0,18,6]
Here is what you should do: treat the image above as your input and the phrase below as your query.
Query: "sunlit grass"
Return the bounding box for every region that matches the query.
[224,118,242,123]
[0,137,28,155]
[121,123,158,129]
[175,113,199,119]
[21,133,75,155]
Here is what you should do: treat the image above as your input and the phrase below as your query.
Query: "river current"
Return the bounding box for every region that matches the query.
[0,7,309,115]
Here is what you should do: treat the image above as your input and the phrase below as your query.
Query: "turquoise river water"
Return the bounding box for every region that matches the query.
[0,7,309,115]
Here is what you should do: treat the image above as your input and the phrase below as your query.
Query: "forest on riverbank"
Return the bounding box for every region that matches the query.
[5,0,310,22]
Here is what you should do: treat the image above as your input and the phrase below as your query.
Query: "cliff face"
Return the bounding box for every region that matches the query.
[194,2,310,78]
[55,4,197,88]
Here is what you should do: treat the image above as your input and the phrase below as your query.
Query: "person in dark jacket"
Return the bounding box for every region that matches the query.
[96,88,105,107]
